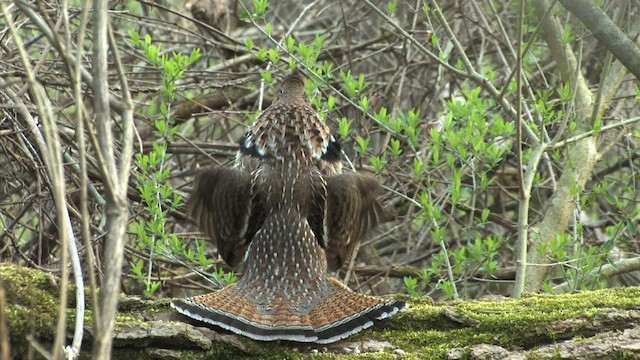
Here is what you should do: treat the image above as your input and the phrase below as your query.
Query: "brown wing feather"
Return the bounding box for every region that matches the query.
[189,167,261,268]
[324,172,389,271]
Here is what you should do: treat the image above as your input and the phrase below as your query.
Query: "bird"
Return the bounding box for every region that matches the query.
[171,70,406,344]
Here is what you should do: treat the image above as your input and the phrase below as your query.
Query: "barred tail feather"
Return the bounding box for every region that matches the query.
[170,278,407,344]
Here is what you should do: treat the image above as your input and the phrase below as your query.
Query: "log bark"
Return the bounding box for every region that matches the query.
[2,263,640,359]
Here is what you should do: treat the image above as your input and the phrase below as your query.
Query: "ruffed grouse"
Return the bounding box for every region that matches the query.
[171,70,406,343]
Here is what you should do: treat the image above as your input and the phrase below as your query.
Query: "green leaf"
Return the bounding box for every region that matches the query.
[338,117,351,139]
[286,35,296,52]
[184,52,195,68]
[358,96,369,112]
[440,280,455,299]
[130,259,144,278]
[327,95,335,111]
[168,125,178,137]
[558,82,571,101]
[297,42,309,59]
[144,280,161,296]
[252,0,268,16]
[267,47,279,64]
[314,34,326,50]
[357,73,365,93]
[340,70,357,97]
[375,107,388,124]
[224,271,237,285]
[592,117,602,136]
[561,26,574,44]
[431,33,439,47]
[412,157,425,178]
[155,119,166,134]
[244,38,254,51]
[404,276,419,297]
[260,69,272,83]
[483,260,498,275]
[159,102,169,118]
[257,47,267,61]
[388,138,402,157]
[481,208,490,223]
[129,29,140,45]
[387,0,398,14]
[370,156,386,174]
[628,220,638,236]
[355,135,370,156]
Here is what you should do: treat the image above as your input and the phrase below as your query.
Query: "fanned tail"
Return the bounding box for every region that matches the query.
[171,278,407,344]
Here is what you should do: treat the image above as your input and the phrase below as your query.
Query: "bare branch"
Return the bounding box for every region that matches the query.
[558,0,640,81]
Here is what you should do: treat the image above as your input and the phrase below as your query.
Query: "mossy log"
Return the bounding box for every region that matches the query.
[2,262,640,360]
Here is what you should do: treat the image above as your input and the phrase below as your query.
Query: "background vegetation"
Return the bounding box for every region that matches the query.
[1,0,639,358]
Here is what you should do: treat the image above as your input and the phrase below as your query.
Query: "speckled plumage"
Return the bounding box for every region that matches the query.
[172,70,406,343]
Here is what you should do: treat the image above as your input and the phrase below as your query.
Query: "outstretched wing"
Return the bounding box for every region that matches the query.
[323,172,390,271]
[189,167,264,268]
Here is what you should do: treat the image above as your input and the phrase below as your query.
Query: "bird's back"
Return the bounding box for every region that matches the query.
[171,70,406,343]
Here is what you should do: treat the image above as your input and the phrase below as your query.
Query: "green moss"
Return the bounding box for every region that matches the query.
[206,344,300,360]
[67,308,91,329]
[311,353,398,360]
[383,287,640,359]
[611,350,639,360]
[118,295,172,318]
[3,262,639,359]
[115,314,144,326]
[1,262,61,354]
